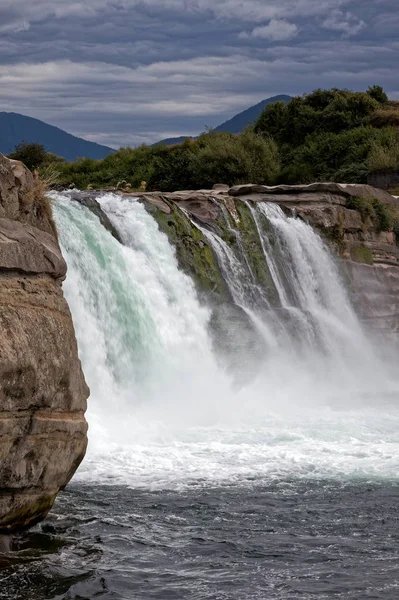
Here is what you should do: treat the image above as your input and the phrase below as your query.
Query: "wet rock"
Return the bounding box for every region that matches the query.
[69,192,122,243]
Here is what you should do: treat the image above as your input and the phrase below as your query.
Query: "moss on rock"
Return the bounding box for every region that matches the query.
[143,201,228,298]
[350,245,374,265]
[233,201,281,306]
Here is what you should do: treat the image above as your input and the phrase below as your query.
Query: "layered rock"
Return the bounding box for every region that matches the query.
[126,183,399,340]
[0,154,89,533]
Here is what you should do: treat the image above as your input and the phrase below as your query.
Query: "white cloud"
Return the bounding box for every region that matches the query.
[322,9,366,37]
[240,19,298,41]
[0,0,354,30]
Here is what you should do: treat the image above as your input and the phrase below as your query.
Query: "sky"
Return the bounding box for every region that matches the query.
[0,0,398,148]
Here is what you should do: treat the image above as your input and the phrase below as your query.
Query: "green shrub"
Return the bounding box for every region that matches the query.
[276,163,314,184]
[346,196,393,231]
[372,198,393,231]
[367,128,399,171]
[191,130,280,188]
[284,127,376,182]
[254,88,379,146]
[367,85,389,104]
[8,142,48,170]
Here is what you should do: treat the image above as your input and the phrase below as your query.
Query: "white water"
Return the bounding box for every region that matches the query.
[52,192,399,489]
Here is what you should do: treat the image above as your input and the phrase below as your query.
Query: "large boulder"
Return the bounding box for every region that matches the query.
[0,154,89,533]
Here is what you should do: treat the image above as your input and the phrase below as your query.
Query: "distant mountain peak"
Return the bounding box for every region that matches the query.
[214,95,292,134]
[0,112,113,161]
[154,94,292,146]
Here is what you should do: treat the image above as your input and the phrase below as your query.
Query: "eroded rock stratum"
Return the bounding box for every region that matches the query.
[0,154,89,533]
[122,182,399,342]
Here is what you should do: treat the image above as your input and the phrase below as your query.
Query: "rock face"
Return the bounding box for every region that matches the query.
[129,183,399,341]
[0,154,89,533]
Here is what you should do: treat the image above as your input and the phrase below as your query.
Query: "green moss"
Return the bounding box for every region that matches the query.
[323,223,346,256]
[233,201,280,305]
[350,245,374,265]
[143,202,228,298]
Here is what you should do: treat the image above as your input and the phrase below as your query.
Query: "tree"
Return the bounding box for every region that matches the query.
[254,88,379,146]
[367,85,389,104]
[8,142,48,171]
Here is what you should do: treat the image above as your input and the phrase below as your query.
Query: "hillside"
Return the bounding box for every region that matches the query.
[155,95,291,146]
[0,112,113,161]
[214,95,291,134]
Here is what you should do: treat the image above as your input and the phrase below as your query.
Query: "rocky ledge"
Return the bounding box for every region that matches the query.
[120,182,399,341]
[0,154,89,533]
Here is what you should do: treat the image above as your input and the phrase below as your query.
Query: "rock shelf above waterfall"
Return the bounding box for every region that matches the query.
[118,182,399,342]
[66,180,399,342]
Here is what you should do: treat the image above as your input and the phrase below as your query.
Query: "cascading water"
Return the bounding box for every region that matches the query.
[252,202,380,362]
[51,191,399,488]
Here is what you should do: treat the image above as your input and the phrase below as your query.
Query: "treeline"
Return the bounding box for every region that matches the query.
[8,85,399,191]
[254,85,399,184]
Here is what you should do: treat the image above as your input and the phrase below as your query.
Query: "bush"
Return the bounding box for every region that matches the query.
[285,127,375,182]
[56,130,280,191]
[372,198,393,231]
[276,163,314,184]
[367,106,399,129]
[367,85,389,104]
[367,129,399,171]
[8,142,48,170]
[191,130,280,188]
[346,196,393,231]
[254,88,379,146]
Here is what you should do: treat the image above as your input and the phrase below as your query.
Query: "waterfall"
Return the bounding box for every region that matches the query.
[253,202,377,360]
[51,191,399,488]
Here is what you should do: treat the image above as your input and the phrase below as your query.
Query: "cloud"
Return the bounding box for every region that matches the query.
[0,0,355,31]
[322,9,366,37]
[0,0,397,146]
[240,20,298,41]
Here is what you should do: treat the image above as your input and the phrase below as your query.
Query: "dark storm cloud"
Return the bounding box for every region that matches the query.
[0,0,397,147]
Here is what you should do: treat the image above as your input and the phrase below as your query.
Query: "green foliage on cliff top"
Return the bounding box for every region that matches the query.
[55,130,280,191]
[254,88,379,147]
[254,86,399,183]
[8,142,49,171]
[45,85,399,191]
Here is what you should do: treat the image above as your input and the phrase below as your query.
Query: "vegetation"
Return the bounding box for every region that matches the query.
[38,130,280,191]
[367,129,399,171]
[346,196,393,232]
[8,142,49,171]
[8,141,66,172]
[254,87,399,184]
[350,245,374,265]
[7,87,399,196]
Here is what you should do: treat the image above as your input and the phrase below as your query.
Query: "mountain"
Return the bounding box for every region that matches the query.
[213,95,292,134]
[0,112,113,161]
[155,94,291,146]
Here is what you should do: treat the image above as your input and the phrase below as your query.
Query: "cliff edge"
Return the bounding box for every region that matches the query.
[0,154,89,533]
[119,182,399,342]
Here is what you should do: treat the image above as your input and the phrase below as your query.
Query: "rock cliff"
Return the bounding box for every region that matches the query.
[120,182,399,341]
[0,154,89,533]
